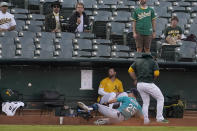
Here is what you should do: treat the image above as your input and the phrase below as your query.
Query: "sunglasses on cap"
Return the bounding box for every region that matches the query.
[53,5,60,8]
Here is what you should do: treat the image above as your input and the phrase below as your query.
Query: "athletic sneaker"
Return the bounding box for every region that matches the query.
[77,102,93,112]
[94,119,108,125]
[157,119,169,123]
[144,119,150,124]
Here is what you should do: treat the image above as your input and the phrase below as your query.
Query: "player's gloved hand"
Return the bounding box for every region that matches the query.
[103,102,109,106]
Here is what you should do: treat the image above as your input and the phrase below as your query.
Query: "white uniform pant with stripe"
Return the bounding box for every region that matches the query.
[97,104,124,121]
[137,82,164,121]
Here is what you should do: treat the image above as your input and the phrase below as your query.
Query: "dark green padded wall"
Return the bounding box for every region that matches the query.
[0,66,196,107]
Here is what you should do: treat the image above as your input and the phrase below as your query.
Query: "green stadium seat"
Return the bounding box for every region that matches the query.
[59,39,73,58]
[75,32,95,39]
[122,0,136,6]
[92,44,111,58]
[194,18,197,24]
[10,8,29,14]
[179,1,191,7]
[73,39,93,51]
[156,18,168,38]
[115,4,130,11]
[173,12,190,20]
[26,20,44,27]
[98,0,119,5]
[16,20,26,31]
[0,38,16,59]
[14,14,28,20]
[78,0,97,9]
[92,39,112,45]
[18,31,36,38]
[107,22,125,36]
[62,0,77,8]
[146,0,159,6]
[72,50,92,58]
[93,11,112,38]
[93,10,112,21]
[106,22,128,44]
[85,10,93,16]
[55,32,75,40]
[36,32,56,40]
[97,4,110,11]
[112,11,131,22]
[190,24,197,35]
[28,14,45,21]
[44,0,57,2]
[155,6,171,18]
[34,37,54,59]
[0,31,18,38]
[112,51,130,58]
[28,25,42,32]
[191,6,197,12]
[18,37,35,59]
[175,41,197,62]
[111,45,130,52]
[171,6,186,12]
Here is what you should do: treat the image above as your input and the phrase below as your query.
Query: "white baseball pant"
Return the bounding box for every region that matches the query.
[100,92,128,108]
[137,82,164,122]
[97,104,125,121]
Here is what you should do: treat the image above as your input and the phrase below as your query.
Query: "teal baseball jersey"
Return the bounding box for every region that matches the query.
[117,96,142,120]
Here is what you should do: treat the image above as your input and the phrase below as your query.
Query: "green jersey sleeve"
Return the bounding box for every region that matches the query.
[151,8,156,20]
[132,9,138,21]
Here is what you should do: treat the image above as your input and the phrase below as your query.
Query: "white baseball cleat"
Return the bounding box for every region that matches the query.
[144,119,151,124]
[94,119,108,125]
[77,102,93,112]
[156,119,169,123]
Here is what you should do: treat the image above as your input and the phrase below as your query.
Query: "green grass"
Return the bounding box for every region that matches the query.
[0,125,197,131]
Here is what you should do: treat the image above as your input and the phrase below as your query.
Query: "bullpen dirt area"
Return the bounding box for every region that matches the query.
[0,110,197,126]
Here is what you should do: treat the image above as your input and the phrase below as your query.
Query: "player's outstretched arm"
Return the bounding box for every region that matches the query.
[106,99,117,105]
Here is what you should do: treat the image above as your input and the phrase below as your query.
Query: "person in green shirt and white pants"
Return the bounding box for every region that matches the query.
[128,53,169,124]
[132,0,156,53]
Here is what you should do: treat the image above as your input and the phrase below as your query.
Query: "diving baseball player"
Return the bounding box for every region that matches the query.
[128,53,168,124]
[78,88,143,125]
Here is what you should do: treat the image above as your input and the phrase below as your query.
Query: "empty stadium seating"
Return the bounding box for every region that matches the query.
[0,0,196,62]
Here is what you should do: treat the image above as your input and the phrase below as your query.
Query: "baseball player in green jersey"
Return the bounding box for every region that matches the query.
[128,53,169,124]
[132,0,156,53]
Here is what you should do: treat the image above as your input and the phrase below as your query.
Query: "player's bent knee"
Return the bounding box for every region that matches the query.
[157,97,164,103]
